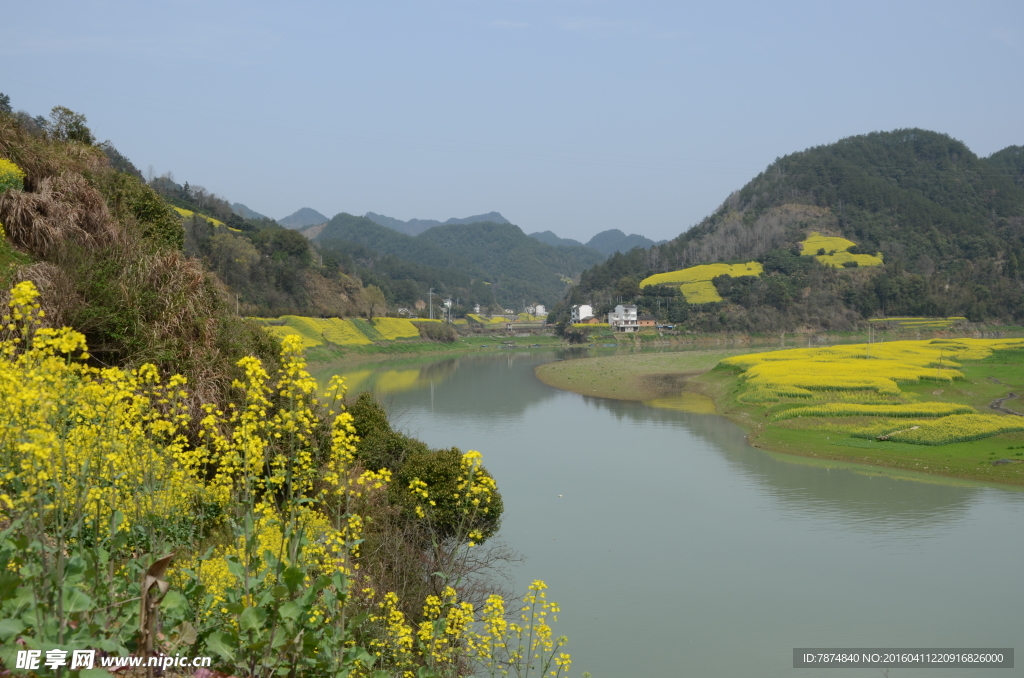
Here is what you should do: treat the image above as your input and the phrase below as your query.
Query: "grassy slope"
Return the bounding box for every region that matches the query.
[534,349,778,400]
[533,342,1024,485]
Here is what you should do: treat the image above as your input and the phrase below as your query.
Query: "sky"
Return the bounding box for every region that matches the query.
[2,1,1023,242]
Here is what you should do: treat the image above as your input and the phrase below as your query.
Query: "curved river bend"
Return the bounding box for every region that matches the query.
[315,350,1024,677]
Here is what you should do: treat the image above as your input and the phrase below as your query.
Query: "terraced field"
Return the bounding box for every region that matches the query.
[251,316,427,347]
[719,338,1024,447]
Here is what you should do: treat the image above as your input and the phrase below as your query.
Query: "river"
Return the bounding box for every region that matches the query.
[314,349,1024,677]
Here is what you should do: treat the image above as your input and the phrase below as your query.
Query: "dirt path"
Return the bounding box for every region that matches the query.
[988,377,1023,417]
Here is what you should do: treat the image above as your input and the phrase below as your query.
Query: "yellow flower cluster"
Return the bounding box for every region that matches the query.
[0,281,192,531]
[799,231,883,267]
[367,579,573,678]
[0,157,26,193]
[640,262,763,304]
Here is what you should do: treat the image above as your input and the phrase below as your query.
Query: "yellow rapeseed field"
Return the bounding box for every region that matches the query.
[640,261,763,304]
[371,317,421,340]
[316,318,373,345]
[799,231,883,267]
[467,313,505,324]
[722,338,1024,445]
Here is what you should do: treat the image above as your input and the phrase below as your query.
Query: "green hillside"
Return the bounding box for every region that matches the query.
[560,129,1024,331]
[310,213,605,308]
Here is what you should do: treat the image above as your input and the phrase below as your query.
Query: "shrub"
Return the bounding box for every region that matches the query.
[415,320,458,342]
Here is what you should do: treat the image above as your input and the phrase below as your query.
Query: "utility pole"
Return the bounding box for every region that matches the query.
[428,288,434,320]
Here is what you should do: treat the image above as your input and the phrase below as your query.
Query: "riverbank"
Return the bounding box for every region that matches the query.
[535,340,1024,486]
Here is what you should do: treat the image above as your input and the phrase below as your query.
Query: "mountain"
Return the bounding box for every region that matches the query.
[528,228,661,255]
[365,211,510,236]
[585,229,659,256]
[528,230,586,248]
[279,207,329,229]
[308,214,605,307]
[560,129,1024,331]
[232,202,269,221]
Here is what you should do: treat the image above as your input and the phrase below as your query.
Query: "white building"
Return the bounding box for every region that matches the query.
[570,304,593,323]
[533,304,546,317]
[608,304,639,332]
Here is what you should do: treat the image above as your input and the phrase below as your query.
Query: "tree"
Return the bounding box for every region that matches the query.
[364,284,387,321]
[0,93,11,114]
[47,106,95,144]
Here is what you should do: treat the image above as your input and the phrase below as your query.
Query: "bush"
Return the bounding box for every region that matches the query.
[414,320,458,342]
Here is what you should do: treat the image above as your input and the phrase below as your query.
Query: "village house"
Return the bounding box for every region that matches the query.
[571,304,594,324]
[608,304,639,332]
[638,315,657,328]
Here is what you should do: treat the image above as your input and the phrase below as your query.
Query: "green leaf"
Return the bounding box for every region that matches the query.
[205,630,237,661]
[0,618,24,641]
[226,557,246,583]
[239,605,267,633]
[282,566,304,594]
[160,590,189,617]
[277,601,302,621]
[0,571,20,599]
[63,587,93,613]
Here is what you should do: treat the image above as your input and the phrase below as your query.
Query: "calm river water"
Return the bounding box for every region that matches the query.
[315,349,1024,677]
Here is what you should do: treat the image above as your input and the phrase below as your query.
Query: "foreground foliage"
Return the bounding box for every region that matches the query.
[0,281,577,677]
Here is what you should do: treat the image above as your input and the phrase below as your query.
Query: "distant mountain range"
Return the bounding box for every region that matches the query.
[364,211,510,236]
[302,213,605,307]
[529,228,661,257]
[279,208,329,229]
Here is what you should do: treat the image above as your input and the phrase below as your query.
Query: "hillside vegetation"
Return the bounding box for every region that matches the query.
[309,212,605,309]
[0,108,279,411]
[559,130,1024,332]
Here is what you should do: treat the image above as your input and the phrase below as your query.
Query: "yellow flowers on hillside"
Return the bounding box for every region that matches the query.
[372,317,421,340]
[468,313,506,324]
[0,158,26,193]
[799,231,883,267]
[722,338,1024,445]
[172,206,233,229]
[640,262,763,304]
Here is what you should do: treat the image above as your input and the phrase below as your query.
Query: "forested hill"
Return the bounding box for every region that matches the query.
[308,213,605,308]
[365,210,510,236]
[560,129,1024,331]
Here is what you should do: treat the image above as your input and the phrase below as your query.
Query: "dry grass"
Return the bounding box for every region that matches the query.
[0,113,280,425]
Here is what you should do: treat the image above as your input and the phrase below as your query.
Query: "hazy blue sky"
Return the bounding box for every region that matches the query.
[3,1,1022,241]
